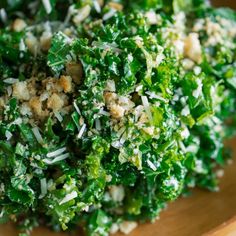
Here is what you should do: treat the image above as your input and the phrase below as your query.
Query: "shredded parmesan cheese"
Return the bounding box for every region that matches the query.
[39,178,47,199]
[47,147,67,158]
[43,153,70,164]
[141,96,153,122]
[32,127,44,144]
[59,191,78,205]
[42,0,52,14]
[77,124,86,139]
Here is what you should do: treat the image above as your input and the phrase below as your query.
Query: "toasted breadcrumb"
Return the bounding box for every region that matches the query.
[13,81,30,101]
[110,104,125,119]
[104,91,117,104]
[108,2,123,11]
[25,33,39,55]
[184,33,202,63]
[12,18,27,32]
[29,96,49,118]
[40,31,52,51]
[47,93,64,111]
[59,76,73,93]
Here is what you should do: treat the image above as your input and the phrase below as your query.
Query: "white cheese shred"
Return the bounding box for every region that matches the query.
[47,147,67,158]
[147,160,157,171]
[42,0,52,14]
[3,78,19,84]
[95,118,101,131]
[145,91,168,102]
[141,96,153,122]
[43,153,70,165]
[59,190,78,205]
[99,109,110,116]
[5,130,13,141]
[0,8,7,23]
[39,178,47,199]
[103,9,116,21]
[32,127,44,144]
[73,101,81,115]
[77,124,86,139]
[54,111,63,122]
[93,0,101,13]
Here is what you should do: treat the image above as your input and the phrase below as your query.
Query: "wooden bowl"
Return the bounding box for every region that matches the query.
[1,1,236,236]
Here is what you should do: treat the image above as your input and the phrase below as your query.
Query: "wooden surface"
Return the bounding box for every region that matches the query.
[1,1,236,236]
[205,216,236,236]
[212,0,236,8]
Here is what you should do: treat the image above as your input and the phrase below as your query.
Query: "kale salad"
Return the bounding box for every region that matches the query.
[0,0,236,235]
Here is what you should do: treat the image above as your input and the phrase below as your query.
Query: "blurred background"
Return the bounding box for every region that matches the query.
[213,0,236,8]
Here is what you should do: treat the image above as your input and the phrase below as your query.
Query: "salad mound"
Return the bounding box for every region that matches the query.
[0,0,236,235]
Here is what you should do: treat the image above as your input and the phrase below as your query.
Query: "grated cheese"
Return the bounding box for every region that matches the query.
[141,96,153,122]
[39,178,47,199]
[59,190,78,205]
[192,79,203,98]
[0,8,7,23]
[99,109,110,116]
[103,9,116,21]
[147,160,157,171]
[164,176,179,190]
[109,185,125,202]
[19,39,26,51]
[95,118,101,131]
[11,117,23,125]
[5,130,13,141]
[47,147,67,158]
[43,153,70,165]
[145,11,158,25]
[42,0,52,14]
[32,127,44,144]
[73,5,91,24]
[181,106,190,116]
[73,101,81,115]
[54,111,63,122]
[145,91,168,102]
[93,0,101,13]
[3,78,19,84]
[77,124,86,139]
[6,86,12,96]
[110,223,119,234]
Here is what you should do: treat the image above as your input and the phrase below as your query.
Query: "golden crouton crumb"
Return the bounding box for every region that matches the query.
[59,76,73,93]
[25,33,39,55]
[184,33,202,64]
[12,18,27,32]
[40,32,52,51]
[29,97,48,117]
[42,78,63,93]
[104,91,117,105]
[27,78,37,97]
[110,104,125,119]
[108,2,123,11]
[47,93,64,111]
[13,81,30,101]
